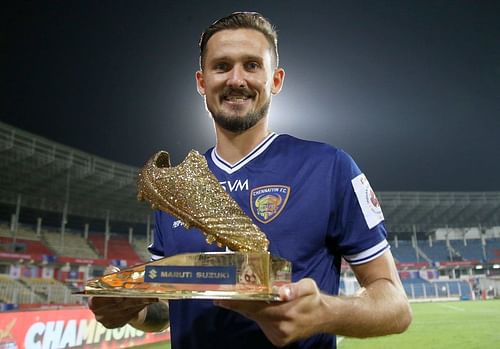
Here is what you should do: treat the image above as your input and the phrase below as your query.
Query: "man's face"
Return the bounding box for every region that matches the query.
[196,29,284,133]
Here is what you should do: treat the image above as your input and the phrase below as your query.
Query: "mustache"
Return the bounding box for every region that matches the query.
[221,87,255,98]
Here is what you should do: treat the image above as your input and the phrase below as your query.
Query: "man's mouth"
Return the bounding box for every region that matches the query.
[223,95,250,102]
[221,88,255,103]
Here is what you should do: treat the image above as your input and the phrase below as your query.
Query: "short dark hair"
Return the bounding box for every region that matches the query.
[199,12,279,69]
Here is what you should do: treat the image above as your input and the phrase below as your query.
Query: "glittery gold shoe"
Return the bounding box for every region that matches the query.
[137,150,269,252]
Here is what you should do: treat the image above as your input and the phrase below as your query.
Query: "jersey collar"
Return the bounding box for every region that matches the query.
[211,132,279,174]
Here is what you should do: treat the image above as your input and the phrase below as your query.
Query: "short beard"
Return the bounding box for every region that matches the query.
[210,100,270,133]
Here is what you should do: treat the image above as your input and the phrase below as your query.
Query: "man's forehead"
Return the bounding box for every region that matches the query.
[205,28,271,55]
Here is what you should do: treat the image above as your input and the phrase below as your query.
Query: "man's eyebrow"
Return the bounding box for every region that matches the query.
[209,55,264,63]
[210,55,231,62]
[243,55,264,62]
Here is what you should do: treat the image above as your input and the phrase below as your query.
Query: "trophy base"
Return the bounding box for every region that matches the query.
[77,290,282,301]
[79,252,291,301]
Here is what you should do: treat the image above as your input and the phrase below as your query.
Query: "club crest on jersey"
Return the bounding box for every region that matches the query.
[250,185,290,224]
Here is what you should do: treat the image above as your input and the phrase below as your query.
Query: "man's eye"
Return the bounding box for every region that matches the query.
[214,63,229,71]
[245,62,260,71]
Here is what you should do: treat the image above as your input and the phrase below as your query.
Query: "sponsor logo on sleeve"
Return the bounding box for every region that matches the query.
[351,174,384,229]
[250,185,290,224]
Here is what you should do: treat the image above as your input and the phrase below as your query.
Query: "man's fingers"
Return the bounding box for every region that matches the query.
[279,285,293,301]
[104,265,120,275]
[90,297,158,313]
[88,295,160,330]
[89,297,123,310]
[279,278,318,301]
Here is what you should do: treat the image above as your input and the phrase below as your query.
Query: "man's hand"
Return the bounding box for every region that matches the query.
[89,296,158,329]
[214,278,324,347]
[87,265,159,329]
[214,251,412,346]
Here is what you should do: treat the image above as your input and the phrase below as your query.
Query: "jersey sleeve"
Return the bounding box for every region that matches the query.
[330,150,389,265]
[147,210,177,261]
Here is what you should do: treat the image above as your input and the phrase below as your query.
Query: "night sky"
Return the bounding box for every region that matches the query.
[2,1,499,191]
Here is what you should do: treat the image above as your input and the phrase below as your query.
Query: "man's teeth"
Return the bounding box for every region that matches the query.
[225,95,248,101]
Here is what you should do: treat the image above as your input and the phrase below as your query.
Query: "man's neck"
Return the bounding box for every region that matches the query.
[214,119,270,165]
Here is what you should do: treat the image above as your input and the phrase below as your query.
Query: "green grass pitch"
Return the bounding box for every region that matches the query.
[133,300,500,349]
[340,300,500,349]
[133,341,171,349]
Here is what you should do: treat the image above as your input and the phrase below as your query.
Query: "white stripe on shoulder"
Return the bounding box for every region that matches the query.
[150,254,163,261]
[343,240,390,265]
[211,132,279,174]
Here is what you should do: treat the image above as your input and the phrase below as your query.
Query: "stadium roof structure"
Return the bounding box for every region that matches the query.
[1,121,499,234]
[0,121,151,227]
[378,191,500,233]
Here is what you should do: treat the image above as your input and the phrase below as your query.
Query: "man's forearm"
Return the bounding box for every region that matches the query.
[129,301,170,332]
[321,278,412,338]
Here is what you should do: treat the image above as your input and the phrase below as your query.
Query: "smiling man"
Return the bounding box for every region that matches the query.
[196,26,283,136]
[90,12,411,349]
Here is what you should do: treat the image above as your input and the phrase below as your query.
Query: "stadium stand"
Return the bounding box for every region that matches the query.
[402,279,473,300]
[449,239,485,261]
[132,235,152,262]
[391,239,418,263]
[419,240,451,262]
[0,275,44,304]
[486,238,500,262]
[0,223,40,241]
[19,277,73,304]
[88,233,142,262]
[391,235,500,265]
[42,229,99,259]
[0,236,53,255]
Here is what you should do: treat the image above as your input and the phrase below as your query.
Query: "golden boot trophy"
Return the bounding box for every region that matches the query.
[82,151,291,300]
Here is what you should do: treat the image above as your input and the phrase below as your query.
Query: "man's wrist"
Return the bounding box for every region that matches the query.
[129,302,169,332]
[129,307,148,328]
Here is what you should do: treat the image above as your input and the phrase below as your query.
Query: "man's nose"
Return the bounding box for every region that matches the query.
[226,65,247,88]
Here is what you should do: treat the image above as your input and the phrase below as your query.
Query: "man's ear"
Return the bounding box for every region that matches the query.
[271,68,285,95]
[195,70,205,96]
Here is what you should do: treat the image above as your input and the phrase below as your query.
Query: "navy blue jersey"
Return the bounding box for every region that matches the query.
[149,133,389,349]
